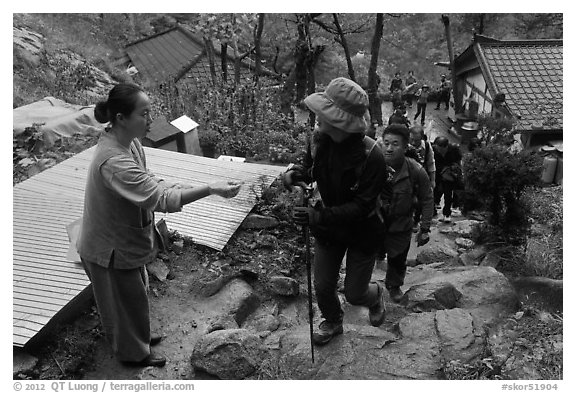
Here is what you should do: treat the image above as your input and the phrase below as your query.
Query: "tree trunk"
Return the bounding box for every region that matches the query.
[294,13,310,103]
[253,13,265,85]
[203,37,217,86]
[442,14,461,114]
[280,68,296,118]
[332,13,356,82]
[367,13,383,127]
[230,14,242,85]
[221,43,228,84]
[478,13,486,35]
[304,17,316,97]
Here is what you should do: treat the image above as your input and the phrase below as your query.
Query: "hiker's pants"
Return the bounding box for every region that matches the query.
[414,103,427,124]
[435,179,458,217]
[313,239,379,323]
[377,230,411,290]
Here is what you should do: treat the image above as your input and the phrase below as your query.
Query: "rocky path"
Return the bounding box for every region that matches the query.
[68,209,562,381]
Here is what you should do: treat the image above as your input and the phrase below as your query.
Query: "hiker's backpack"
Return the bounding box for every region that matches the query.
[405,139,430,170]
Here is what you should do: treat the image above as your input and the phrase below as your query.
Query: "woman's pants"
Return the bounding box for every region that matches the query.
[82,259,151,362]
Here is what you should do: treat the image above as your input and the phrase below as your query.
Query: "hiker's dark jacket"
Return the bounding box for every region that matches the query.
[385,157,433,234]
[295,133,391,249]
[433,143,462,179]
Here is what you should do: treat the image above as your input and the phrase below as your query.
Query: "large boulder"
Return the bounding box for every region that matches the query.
[13,26,44,67]
[458,245,488,266]
[241,214,279,229]
[438,219,482,238]
[191,329,265,379]
[404,282,462,312]
[146,259,170,282]
[206,278,261,326]
[188,273,236,297]
[415,243,460,266]
[278,324,443,380]
[435,308,484,363]
[406,266,519,325]
[268,276,300,297]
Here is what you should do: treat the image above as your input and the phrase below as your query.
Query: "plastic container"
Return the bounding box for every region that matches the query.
[541,154,558,184]
[554,155,563,185]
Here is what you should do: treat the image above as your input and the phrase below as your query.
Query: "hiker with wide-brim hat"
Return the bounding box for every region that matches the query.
[282,77,391,346]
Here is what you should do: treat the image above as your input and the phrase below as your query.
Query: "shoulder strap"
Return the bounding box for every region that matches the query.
[405,157,420,197]
[351,136,377,191]
[423,140,430,168]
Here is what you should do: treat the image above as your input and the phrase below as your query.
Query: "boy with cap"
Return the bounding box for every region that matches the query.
[282,77,390,345]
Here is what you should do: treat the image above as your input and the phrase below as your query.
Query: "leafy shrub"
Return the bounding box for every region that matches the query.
[476,113,517,146]
[519,186,563,279]
[463,144,542,226]
[149,79,306,162]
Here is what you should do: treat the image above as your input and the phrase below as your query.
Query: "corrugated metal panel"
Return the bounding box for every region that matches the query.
[13,192,89,347]
[13,145,286,346]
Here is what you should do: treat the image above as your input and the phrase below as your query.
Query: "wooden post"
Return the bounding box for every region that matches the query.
[441,14,462,114]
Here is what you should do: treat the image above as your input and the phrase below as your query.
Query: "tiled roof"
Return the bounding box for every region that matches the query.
[181,57,257,86]
[124,26,278,86]
[125,27,204,83]
[477,39,562,130]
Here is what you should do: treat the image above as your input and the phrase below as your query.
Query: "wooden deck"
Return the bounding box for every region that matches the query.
[13,146,285,347]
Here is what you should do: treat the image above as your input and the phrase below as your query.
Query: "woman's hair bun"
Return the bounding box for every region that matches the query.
[94,101,110,124]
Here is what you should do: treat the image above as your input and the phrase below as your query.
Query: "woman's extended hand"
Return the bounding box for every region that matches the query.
[209,181,242,198]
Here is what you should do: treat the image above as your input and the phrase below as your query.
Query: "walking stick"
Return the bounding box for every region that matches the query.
[298,183,315,363]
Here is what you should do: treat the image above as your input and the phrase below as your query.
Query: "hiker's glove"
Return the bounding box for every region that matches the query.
[416,229,430,247]
[293,206,320,226]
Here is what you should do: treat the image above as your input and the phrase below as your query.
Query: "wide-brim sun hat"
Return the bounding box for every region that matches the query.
[304,77,369,134]
[461,121,479,131]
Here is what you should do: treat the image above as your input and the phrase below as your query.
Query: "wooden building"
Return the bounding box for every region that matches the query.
[452,34,562,150]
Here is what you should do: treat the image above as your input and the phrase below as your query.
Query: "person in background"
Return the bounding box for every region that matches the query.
[376,124,433,303]
[389,72,404,111]
[413,84,430,126]
[282,77,390,346]
[432,136,462,222]
[366,73,384,129]
[388,104,411,128]
[404,70,418,108]
[408,125,435,231]
[78,83,241,367]
[435,74,451,110]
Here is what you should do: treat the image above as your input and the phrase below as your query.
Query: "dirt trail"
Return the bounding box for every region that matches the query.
[81,208,463,380]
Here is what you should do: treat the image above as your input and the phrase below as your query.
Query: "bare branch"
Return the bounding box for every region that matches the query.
[311,18,338,34]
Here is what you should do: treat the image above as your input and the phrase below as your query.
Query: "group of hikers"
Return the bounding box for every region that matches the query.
[78,77,463,367]
[369,71,452,132]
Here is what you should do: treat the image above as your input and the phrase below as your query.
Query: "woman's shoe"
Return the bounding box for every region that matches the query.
[122,353,166,368]
[150,334,163,346]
